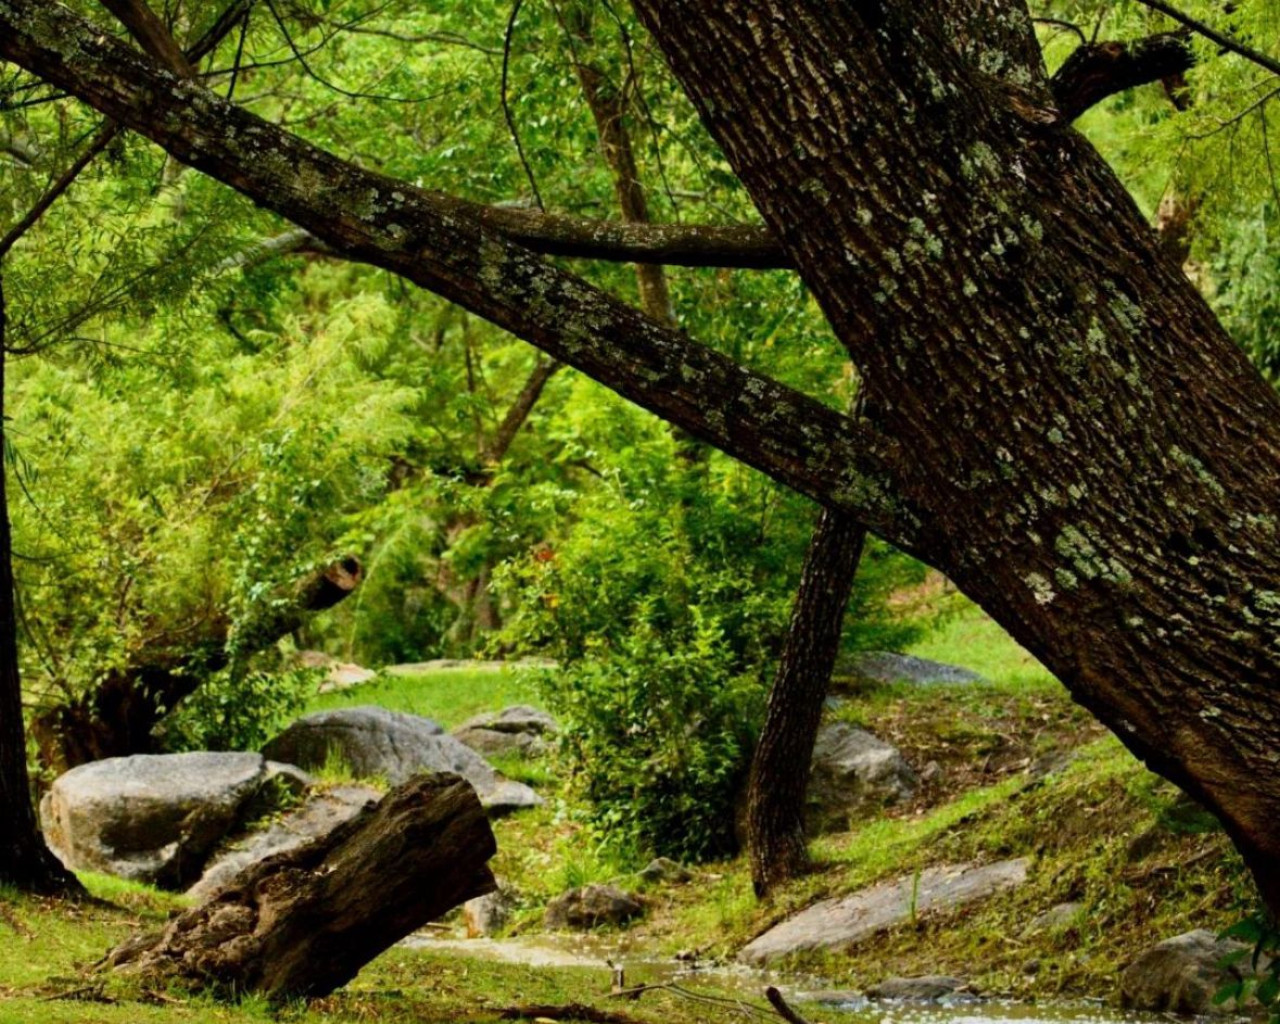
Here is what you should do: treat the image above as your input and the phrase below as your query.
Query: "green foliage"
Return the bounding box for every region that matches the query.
[1209,202,1280,381]
[1217,912,1280,1020]
[535,612,765,863]
[161,666,320,753]
[492,402,923,860]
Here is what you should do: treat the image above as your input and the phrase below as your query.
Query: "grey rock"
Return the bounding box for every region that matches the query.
[738,858,1030,965]
[1120,929,1254,1015]
[841,652,985,687]
[866,976,970,1002]
[797,990,868,1010]
[464,886,518,937]
[639,857,693,884]
[1025,901,1085,935]
[188,784,381,901]
[453,705,558,759]
[262,706,542,814]
[544,883,644,930]
[40,752,270,889]
[808,722,917,828]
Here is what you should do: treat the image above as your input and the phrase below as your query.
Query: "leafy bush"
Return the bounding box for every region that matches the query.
[498,453,926,861]
[161,665,321,753]
[1217,912,1280,1020]
[536,611,765,862]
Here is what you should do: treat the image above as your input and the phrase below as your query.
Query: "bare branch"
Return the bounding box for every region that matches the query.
[1050,33,1194,122]
[1133,0,1280,80]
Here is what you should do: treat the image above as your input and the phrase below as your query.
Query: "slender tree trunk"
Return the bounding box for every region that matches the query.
[0,275,84,896]
[748,508,866,897]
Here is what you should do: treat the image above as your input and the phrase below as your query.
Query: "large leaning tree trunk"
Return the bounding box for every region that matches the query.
[108,772,496,1002]
[626,0,1280,903]
[0,275,84,897]
[32,557,362,772]
[3,1,1280,911]
[748,507,866,898]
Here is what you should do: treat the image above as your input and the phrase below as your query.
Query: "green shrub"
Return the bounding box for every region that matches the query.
[537,611,765,863]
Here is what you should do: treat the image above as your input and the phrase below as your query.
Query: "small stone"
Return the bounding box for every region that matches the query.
[544,883,644,930]
[1024,901,1085,934]
[639,857,693,884]
[1120,929,1254,1015]
[464,886,517,937]
[866,976,970,1002]
[807,722,917,829]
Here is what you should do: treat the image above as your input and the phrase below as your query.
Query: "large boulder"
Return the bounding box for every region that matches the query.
[452,705,558,759]
[739,859,1029,965]
[40,752,275,888]
[262,706,542,814]
[1120,929,1254,1015]
[808,722,917,828]
[839,652,985,687]
[188,784,382,901]
[544,883,644,930]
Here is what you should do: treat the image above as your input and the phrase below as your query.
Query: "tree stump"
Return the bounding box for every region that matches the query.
[108,772,496,1001]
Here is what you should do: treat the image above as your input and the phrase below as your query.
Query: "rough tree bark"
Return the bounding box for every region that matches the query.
[0,275,85,896]
[626,0,1280,906]
[108,772,497,1001]
[748,507,867,897]
[32,557,362,771]
[4,1,1280,913]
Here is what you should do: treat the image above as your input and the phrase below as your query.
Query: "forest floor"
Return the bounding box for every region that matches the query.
[0,601,1256,1024]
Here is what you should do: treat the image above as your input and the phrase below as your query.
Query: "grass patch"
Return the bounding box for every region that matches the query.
[904,597,1057,692]
[302,668,541,729]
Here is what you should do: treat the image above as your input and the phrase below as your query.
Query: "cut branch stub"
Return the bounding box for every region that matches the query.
[108,771,497,1002]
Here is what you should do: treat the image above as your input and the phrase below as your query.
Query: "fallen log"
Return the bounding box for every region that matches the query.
[108,772,495,1002]
[33,557,363,771]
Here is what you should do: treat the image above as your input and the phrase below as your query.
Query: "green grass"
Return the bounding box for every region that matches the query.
[302,668,543,729]
[905,600,1058,692]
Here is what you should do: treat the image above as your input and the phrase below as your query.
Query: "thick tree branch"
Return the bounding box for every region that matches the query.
[1050,34,1194,123]
[0,0,919,550]
[219,214,787,272]
[98,0,195,77]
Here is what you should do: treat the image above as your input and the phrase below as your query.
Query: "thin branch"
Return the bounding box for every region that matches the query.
[1034,17,1087,46]
[0,0,250,255]
[502,0,544,209]
[0,123,120,259]
[1133,0,1280,80]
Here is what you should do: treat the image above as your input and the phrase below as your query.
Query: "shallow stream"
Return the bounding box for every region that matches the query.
[400,933,1195,1024]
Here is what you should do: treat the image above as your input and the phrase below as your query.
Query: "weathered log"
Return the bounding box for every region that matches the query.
[33,557,363,771]
[108,772,496,1002]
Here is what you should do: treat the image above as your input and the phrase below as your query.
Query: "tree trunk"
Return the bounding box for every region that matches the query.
[0,275,84,896]
[628,0,1280,909]
[32,557,362,771]
[748,508,866,898]
[108,772,496,1002]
